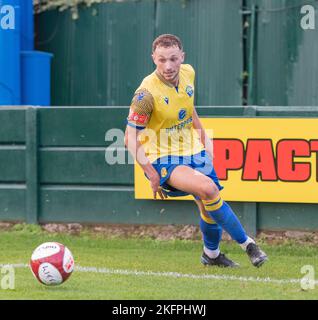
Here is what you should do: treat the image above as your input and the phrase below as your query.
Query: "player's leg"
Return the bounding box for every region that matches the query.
[203,197,268,267]
[168,166,249,245]
[168,166,268,267]
[194,199,238,267]
[195,199,222,257]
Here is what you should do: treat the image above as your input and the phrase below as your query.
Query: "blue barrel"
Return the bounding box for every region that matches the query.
[0,0,21,105]
[20,0,33,50]
[21,51,53,106]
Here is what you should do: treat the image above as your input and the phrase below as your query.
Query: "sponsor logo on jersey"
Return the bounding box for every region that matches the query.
[186,85,194,97]
[178,109,187,121]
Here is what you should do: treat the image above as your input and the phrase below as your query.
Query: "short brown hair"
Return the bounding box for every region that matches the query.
[152,34,183,53]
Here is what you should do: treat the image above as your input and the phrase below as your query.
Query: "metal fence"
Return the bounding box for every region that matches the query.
[1,106,318,235]
[35,0,318,107]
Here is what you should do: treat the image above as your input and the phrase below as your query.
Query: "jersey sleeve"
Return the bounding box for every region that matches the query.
[184,64,195,74]
[126,88,154,130]
[182,64,195,83]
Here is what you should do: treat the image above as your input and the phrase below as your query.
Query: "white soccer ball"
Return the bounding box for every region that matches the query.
[30,242,74,286]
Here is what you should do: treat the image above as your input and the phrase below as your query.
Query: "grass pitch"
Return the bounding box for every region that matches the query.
[0,224,317,300]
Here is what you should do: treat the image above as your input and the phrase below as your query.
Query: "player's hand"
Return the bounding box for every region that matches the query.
[156,186,168,200]
[149,172,167,200]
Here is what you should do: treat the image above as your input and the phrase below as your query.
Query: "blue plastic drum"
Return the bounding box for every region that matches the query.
[20,0,34,50]
[0,0,21,105]
[21,50,53,106]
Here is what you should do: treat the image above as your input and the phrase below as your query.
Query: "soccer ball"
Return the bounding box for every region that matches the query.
[30,242,74,286]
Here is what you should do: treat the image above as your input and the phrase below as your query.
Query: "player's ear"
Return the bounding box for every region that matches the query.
[181,51,185,63]
[151,52,156,65]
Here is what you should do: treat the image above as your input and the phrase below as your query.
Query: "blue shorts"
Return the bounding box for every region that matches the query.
[148,150,223,199]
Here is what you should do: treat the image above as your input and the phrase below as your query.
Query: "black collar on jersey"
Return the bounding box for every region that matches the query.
[155,70,180,89]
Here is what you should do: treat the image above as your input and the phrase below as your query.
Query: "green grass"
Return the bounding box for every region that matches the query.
[0,224,317,299]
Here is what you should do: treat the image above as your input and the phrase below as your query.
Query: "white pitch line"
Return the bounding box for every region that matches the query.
[1,263,317,286]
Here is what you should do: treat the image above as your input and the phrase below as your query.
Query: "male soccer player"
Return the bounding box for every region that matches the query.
[124,34,268,268]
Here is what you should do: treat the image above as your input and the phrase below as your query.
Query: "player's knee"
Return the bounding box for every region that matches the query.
[195,181,219,200]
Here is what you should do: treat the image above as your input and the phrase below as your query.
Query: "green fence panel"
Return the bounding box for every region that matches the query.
[39,188,197,225]
[35,0,243,107]
[0,149,25,182]
[155,0,243,106]
[196,106,247,117]
[39,186,246,226]
[246,0,318,106]
[0,187,25,221]
[40,149,133,185]
[256,106,318,117]
[38,107,128,146]
[0,108,25,143]
[258,203,318,231]
[35,1,156,106]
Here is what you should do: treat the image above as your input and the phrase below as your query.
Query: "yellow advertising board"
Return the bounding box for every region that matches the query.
[135,118,318,203]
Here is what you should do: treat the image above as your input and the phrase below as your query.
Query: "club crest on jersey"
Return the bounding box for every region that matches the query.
[164,97,169,104]
[161,167,168,178]
[178,109,187,121]
[186,85,194,97]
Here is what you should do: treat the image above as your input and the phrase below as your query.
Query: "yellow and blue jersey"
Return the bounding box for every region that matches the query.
[127,64,204,162]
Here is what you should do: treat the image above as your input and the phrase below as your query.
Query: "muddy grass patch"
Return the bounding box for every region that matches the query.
[1,222,318,245]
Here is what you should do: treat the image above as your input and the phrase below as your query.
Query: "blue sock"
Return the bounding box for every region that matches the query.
[199,217,222,250]
[203,196,248,244]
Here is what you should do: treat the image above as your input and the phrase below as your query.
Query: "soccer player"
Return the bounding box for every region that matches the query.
[124,34,268,268]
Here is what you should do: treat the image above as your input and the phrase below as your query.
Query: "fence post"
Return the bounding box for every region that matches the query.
[248,4,258,106]
[25,107,39,224]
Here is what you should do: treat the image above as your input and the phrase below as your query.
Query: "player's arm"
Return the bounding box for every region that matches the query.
[192,108,214,160]
[124,125,157,183]
[124,89,167,200]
